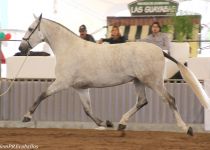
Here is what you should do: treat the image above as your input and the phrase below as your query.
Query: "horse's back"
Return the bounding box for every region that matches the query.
[97,42,165,74]
[55,41,166,88]
[93,41,164,62]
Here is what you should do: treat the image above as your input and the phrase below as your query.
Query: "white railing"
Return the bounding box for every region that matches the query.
[0,79,203,124]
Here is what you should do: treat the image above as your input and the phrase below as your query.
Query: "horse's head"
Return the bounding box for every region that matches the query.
[19,14,45,54]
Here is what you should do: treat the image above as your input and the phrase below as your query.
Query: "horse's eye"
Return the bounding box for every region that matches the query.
[28,27,33,32]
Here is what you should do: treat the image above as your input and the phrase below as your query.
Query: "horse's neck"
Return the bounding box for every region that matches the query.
[41,19,81,55]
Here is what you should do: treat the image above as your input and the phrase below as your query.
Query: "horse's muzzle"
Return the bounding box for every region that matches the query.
[19,40,31,53]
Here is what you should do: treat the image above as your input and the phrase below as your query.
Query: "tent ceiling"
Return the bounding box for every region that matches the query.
[56,0,209,19]
[52,0,210,37]
[58,0,178,15]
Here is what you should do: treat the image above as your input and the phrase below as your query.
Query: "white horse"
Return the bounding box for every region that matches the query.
[19,14,209,136]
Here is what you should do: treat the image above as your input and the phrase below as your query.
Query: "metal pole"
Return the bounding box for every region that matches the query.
[0,41,1,77]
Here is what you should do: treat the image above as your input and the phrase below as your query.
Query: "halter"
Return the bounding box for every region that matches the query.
[22,17,44,49]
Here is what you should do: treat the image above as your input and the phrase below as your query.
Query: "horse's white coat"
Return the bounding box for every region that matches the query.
[42,20,165,89]
[19,16,208,135]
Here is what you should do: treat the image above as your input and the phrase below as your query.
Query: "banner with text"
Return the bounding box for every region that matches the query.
[128,0,178,16]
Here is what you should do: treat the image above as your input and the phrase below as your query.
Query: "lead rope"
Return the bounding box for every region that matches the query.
[0,51,30,97]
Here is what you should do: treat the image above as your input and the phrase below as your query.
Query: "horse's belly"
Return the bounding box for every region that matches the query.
[73,75,133,88]
[92,76,133,88]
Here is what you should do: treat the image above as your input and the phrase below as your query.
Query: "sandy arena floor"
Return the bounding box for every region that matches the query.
[0,128,210,150]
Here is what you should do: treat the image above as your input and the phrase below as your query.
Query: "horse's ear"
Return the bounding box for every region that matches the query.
[33,14,42,20]
[39,14,42,21]
[33,14,38,19]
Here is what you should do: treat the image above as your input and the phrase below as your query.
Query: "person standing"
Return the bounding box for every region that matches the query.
[144,21,170,54]
[79,24,95,42]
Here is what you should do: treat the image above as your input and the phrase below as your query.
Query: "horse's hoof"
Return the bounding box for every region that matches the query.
[22,117,31,122]
[106,120,114,128]
[187,126,193,136]
[118,124,126,131]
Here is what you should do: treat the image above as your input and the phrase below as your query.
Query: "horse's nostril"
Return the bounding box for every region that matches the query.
[19,45,26,52]
[19,45,23,51]
[19,42,30,52]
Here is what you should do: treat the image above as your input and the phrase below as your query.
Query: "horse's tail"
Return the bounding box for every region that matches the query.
[163,51,210,109]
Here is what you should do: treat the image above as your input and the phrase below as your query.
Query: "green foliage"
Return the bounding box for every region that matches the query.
[173,16,193,41]
[161,25,170,33]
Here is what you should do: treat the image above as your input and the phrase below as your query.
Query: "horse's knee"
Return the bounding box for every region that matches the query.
[39,92,48,100]
[168,96,177,110]
[29,92,48,114]
[34,92,48,106]
[136,98,148,110]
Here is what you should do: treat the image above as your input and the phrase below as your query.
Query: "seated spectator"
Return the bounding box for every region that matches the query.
[98,25,127,44]
[79,24,95,42]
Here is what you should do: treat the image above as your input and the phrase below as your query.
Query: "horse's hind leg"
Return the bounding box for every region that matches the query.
[118,80,148,130]
[75,88,113,128]
[23,80,67,122]
[154,84,193,136]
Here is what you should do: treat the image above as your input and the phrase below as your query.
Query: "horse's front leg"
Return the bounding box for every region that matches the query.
[22,80,67,122]
[118,80,148,130]
[22,92,49,122]
[74,88,113,128]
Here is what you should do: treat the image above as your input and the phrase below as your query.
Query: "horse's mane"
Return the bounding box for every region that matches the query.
[43,18,79,38]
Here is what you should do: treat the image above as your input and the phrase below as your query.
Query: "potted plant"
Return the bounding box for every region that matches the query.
[173,15,193,42]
